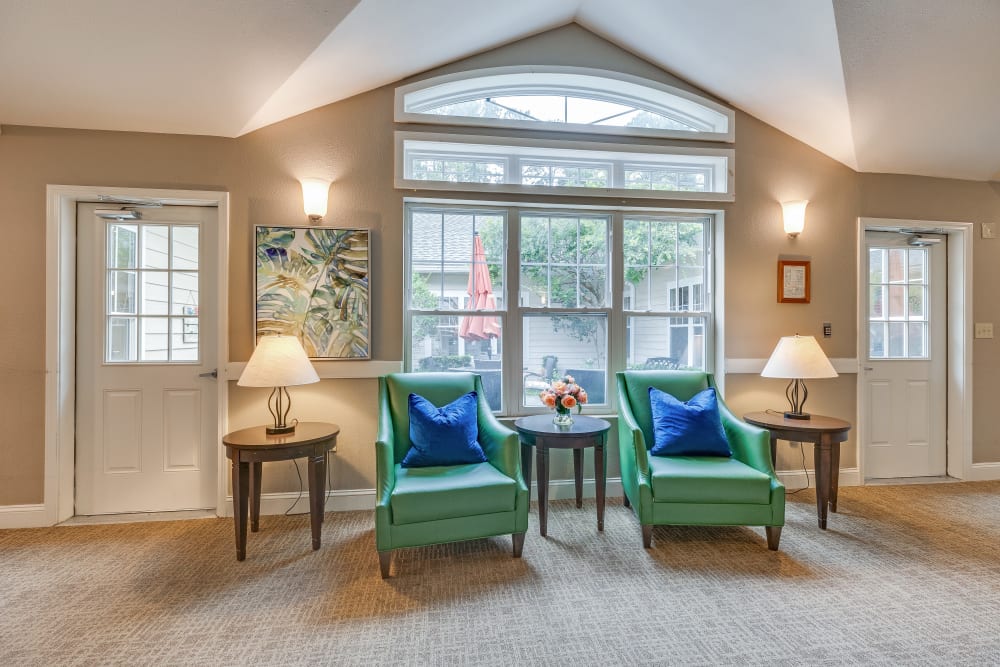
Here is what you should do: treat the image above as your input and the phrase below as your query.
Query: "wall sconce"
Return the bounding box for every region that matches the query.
[781,200,808,238]
[301,178,331,223]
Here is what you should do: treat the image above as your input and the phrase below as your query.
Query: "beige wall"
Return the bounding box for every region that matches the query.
[2,24,998,506]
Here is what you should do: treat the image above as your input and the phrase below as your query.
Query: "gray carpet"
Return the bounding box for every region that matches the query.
[4,483,1000,665]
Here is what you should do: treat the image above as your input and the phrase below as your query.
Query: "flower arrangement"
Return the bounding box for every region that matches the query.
[540,375,588,426]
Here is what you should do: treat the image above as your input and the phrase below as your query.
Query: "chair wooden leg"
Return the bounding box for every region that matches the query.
[765,526,782,551]
[642,524,652,548]
[623,493,631,508]
[378,550,392,578]
[512,532,525,558]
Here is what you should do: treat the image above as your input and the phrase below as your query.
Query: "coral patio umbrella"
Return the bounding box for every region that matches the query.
[458,232,501,343]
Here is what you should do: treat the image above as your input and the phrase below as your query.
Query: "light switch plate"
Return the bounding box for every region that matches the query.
[983,222,996,239]
[975,322,994,339]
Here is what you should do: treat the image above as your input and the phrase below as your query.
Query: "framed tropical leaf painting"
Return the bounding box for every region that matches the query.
[255,226,370,359]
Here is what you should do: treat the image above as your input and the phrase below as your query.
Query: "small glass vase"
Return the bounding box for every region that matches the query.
[552,408,574,427]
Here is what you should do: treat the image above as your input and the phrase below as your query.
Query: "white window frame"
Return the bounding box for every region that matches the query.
[395,131,734,202]
[404,200,718,415]
[395,65,735,142]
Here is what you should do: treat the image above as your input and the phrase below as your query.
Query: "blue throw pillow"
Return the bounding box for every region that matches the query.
[648,386,732,457]
[401,391,487,468]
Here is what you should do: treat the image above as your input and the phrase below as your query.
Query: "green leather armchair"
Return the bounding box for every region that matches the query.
[616,371,785,550]
[376,372,529,577]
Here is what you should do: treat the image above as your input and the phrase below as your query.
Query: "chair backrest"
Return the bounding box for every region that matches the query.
[380,372,482,463]
[617,370,717,450]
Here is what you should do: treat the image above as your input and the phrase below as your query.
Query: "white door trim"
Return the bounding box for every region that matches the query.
[856,217,973,481]
[44,185,230,526]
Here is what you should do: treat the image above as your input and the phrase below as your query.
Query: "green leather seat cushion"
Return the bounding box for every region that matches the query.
[391,462,516,525]
[649,455,772,504]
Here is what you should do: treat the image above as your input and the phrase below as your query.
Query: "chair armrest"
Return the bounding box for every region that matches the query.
[375,378,397,508]
[477,395,523,486]
[718,401,776,478]
[618,396,651,483]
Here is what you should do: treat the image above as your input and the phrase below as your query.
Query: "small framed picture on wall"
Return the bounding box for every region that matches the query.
[778,259,810,303]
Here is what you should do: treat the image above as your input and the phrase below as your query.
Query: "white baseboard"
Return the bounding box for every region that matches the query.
[0,504,49,529]
[777,467,860,490]
[539,476,624,502]
[966,462,1000,481]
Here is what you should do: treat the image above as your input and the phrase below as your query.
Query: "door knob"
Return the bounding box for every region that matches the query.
[199,369,218,379]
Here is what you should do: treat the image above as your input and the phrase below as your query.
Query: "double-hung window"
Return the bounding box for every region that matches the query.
[401,67,725,414]
[405,204,714,413]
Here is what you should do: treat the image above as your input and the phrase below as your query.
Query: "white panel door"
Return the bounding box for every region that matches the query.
[862,231,946,479]
[76,203,218,514]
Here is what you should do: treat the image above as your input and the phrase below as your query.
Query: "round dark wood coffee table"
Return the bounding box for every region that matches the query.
[514,414,611,536]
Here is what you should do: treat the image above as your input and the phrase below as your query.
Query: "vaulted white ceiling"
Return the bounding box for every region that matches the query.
[2,0,999,181]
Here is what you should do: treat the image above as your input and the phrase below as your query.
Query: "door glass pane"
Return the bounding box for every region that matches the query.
[888,285,905,319]
[888,248,905,282]
[108,224,137,269]
[888,322,905,357]
[522,314,607,407]
[908,322,926,358]
[140,317,169,361]
[869,285,884,319]
[171,272,199,315]
[141,272,169,315]
[908,285,925,318]
[107,317,136,362]
[868,248,884,283]
[108,271,137,314]
[142,226,169,269]
[908,249,925,282]
[869,322,886,358]
[171,226,199,270]
[171,318,198,361]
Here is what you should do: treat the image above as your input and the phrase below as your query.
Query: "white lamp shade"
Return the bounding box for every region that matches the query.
[761,335,838,379]
[301,178,331,218]
[238,335,320,388]
[782,200,808,236]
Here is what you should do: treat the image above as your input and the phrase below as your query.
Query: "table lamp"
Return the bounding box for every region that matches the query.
[761,335,838,420]
[238,335,320,434]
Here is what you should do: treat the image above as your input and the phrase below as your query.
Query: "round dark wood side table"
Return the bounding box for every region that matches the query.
[223,421,340,561]
[743,411,851,530]
[514,414,611,536]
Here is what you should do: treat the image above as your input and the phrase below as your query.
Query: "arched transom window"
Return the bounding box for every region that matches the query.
[396,66,734,141]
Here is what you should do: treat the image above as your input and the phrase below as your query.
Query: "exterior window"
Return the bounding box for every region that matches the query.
[624,217,711,371]
[397,133,733,201]
[405,204,714,414]
[407,208,506,411]
[396,66,734,141]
